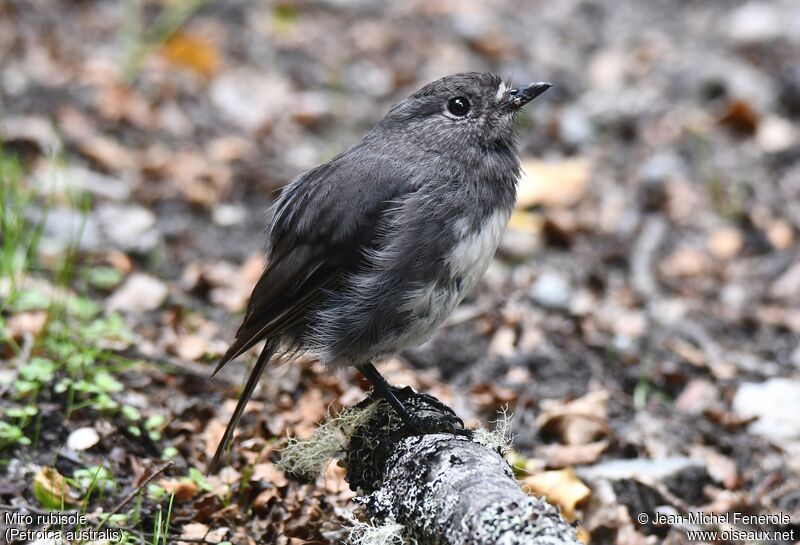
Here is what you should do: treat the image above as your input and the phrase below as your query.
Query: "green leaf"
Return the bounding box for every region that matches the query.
[93,370,123,393]
[188,467,213,491]
[66,296,102,320]
[13,380,40,396]
[145,414,165,430]
[122,405,141,422]
[19,357,56,382]
[93,393,119,411]
[147,483,166,501]
[72,465,115,493]
[81,314,134,345]
[0,421,30,447]
[162,446,179,460]
[87,267,123,290]
[11,289,51,311]
[5,405,38,418]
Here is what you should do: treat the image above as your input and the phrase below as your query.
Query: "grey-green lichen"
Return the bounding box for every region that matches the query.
[348,518,415,545]
[278,402,379,478]
[472,404,514,456]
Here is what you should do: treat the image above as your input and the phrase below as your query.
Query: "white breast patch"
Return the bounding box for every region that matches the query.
[447,208,511,288]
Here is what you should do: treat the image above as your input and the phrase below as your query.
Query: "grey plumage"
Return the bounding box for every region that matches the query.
[210,72,550,469]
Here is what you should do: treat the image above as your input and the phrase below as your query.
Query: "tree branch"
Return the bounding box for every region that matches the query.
[342,388,581,545]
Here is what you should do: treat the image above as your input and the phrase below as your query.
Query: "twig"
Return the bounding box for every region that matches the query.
[95,460,174,532]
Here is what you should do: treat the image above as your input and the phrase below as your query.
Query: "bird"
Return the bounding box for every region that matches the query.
[210,72,551,469]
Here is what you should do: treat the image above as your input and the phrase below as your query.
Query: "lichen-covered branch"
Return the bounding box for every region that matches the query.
[342,388,581,545]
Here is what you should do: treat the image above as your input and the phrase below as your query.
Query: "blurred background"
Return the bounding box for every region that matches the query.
[1,1,799,543]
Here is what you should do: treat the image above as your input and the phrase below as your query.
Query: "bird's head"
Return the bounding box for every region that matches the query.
[378,72,551,158]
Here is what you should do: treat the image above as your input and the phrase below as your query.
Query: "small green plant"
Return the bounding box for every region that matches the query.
[188,467,213,492]
[0,151,45,302]
[71,465,117,501]
[0,421,30,447]
[150,492,176,545]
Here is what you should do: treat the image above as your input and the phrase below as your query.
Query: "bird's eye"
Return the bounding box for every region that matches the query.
[447,97,471,117]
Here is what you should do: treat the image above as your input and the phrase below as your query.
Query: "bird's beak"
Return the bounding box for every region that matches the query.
[506,82,552,110]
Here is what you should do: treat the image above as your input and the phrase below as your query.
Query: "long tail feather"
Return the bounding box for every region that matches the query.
[209,341,277,472]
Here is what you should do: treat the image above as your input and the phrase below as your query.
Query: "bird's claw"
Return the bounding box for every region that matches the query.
[406,413,470,438]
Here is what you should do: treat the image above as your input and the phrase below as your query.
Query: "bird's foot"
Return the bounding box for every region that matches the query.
[386,386,469,437]
[406,412,471,438]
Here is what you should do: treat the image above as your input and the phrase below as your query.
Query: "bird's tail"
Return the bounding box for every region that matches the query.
[209,340,277,472]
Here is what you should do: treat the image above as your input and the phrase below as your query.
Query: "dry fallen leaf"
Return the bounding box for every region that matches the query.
[33,467,79,509]
[162,31,221,78]
[537,390,610,445]
[107,273,168,313]
[291,388,327,439]
[7,311,48,338]
[252,487,279,512]
[517,158,591,209]
[719,99,759,134]
[523,468,591,521]
[506,209,545,234]
[539,440,610,468]
[160,478,199,502]
[179,522,210,544]
[203,417,228,460]
[77,134,138,171]
[250,463,288,487]
[174,334,210,361]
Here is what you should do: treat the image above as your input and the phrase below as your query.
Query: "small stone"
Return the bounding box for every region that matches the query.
[756,116,798,153]
[765,219,795,249]
[638,152,688,184]
[707,226,743,260]
[37,207,102,251]
[34,164,131,201]
[588,49,626,91]
[530,272,571,309]
[107,273,168,313]
[769,261,800,300]
[727,2,785,44]
[720,284,749,312]
[733,379,800,440]
[210,70,292,132]
[212,203,248,227]
[95,203,161,254]
[558,107,593,147]
[659,246,710,278]
[67,427,100,451]
[347,61,395,98]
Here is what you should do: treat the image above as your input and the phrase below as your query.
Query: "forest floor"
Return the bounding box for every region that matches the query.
[1,1,799,544]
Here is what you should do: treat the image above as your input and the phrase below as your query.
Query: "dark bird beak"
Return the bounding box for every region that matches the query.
[506,82,552,110]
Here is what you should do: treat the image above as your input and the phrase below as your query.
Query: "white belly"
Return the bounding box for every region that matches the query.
[383,208,511,352]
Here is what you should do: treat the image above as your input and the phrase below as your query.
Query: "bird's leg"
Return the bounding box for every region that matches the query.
[358,362,417,424]
[358,362,468,436]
